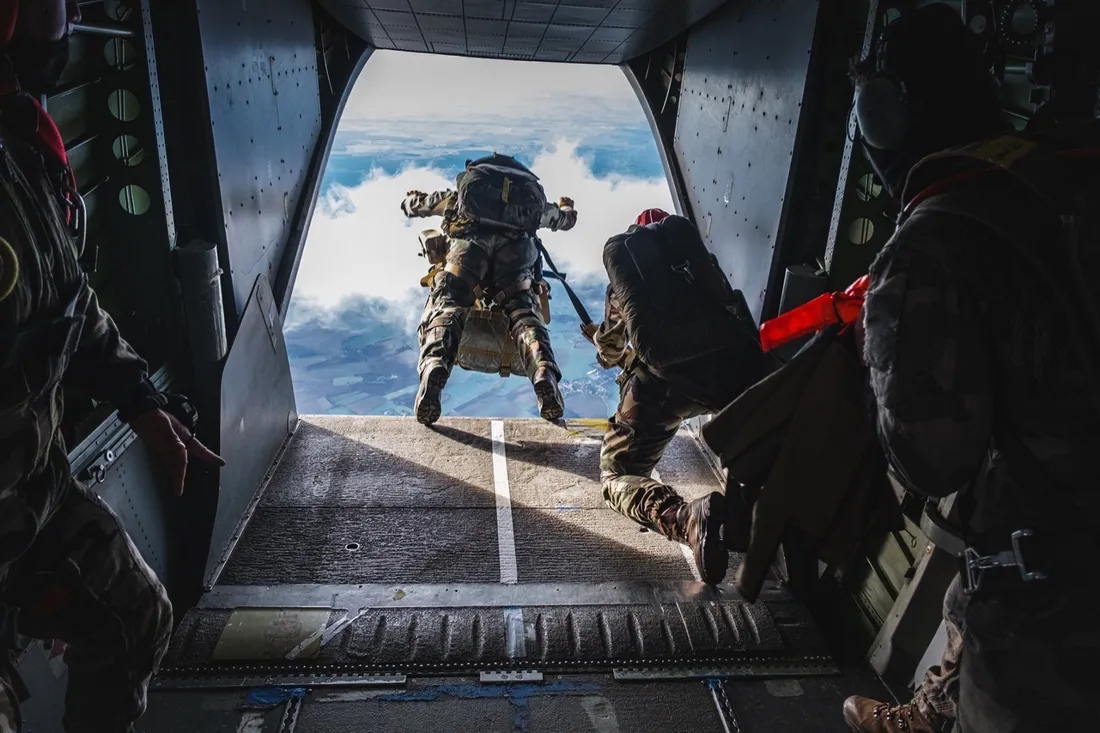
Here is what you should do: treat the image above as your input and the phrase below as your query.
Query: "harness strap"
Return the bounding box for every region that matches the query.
[493,278,531,304]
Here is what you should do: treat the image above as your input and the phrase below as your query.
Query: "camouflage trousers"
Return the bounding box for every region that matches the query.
[913,574,966,723]
[911,572,1100,733]
[419,235,559,383]
[952,571,1100,733]
[600,366,711,531]
[0,479,172,733]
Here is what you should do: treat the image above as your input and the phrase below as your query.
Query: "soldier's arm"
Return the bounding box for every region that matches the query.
[593,285,629,368]
[401,189,455,218]
[541,197,577,232]
[863,228,993,499]
[64,286,165,421]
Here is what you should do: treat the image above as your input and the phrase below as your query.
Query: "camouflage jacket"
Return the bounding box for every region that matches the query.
[863,161,1100,552]
[0,128,161,582]
[593,284,629,369]
[403,189,577,233]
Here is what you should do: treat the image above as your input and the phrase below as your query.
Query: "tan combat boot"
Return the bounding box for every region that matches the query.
[532,367,564,422]
[657,492,728,585]
[842,696,949,733]
[415,363,448,425]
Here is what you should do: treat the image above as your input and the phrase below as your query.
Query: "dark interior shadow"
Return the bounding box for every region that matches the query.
[429,422,605,483]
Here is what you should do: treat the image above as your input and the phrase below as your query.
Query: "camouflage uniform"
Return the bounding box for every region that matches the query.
[862,160,1100,732]
[595,285,769,531]
[0,96,172,732]
[404,187,576,419]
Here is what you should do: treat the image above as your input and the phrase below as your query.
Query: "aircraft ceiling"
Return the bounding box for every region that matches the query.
[317,0,729,63]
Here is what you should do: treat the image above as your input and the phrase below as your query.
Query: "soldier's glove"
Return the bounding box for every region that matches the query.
[401,191,425,217]
[580,322,598,343]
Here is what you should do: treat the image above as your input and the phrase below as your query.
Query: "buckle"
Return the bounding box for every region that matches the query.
[961,529,1049,595]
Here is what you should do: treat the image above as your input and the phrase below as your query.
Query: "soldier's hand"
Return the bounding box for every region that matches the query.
[402,190,425,217]
[558,196,574,209]
[580,322,598,343]
[130,408,225,497]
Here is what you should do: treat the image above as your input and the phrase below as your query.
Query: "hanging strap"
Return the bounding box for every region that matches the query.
[532,235,592,326]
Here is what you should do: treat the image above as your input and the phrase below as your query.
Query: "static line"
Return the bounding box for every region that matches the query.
[491,420,526,659]
[653,469,703,582]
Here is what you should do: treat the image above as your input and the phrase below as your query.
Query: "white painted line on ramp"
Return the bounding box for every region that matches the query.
[653,468,703,582]
[491,420,518,584]
[491,419,527,659]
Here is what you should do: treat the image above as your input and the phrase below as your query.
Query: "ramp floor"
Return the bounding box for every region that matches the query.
[149,416,892,731]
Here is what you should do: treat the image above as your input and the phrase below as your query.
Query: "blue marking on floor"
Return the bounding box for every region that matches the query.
[379,681,603,732]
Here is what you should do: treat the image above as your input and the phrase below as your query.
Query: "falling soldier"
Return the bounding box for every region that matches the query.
[401,153,577,425]
[587,209,773,584]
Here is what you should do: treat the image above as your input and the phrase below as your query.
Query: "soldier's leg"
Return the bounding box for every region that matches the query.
[601,368,727,584]
[492,237,562,421]
[955,580,1097,733]
[842,577,961,731]
[416,238,490,424]
[914,575,966,721]
[600,369,685,525]
[0,670,20,733]
[4,480,172,733]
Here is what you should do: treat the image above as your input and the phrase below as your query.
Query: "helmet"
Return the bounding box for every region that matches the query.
[635,208,670,227]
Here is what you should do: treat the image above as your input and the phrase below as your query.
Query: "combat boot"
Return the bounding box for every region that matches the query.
[415,363,449,425]
[532,367,564,422]
[842,697,949,733]
[656,492,728,584]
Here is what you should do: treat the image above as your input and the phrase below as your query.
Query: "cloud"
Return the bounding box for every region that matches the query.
[342,51,642,127]
[292,141,674,311]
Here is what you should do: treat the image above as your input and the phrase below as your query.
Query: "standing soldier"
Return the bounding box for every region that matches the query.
[843,4,1100,731]
[0,1,225,730]
[589,209,772,584]
[401,153,577,425]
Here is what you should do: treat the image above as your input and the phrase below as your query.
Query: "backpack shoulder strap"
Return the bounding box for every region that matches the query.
[905,125,1100,216]
[908,149,1100,417]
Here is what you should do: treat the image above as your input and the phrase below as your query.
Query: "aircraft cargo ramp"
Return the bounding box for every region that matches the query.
[143,416,891,732]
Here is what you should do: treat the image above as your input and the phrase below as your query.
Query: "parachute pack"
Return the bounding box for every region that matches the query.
[603,214,759,370]
[454,153,548,235]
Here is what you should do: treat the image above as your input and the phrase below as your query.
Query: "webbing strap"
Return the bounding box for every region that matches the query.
[534,236,592,326]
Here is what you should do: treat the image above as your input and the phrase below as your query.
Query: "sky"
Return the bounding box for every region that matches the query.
[285,50,675,418]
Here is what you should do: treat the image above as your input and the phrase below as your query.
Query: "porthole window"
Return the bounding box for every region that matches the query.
[847,217,876,246]
[855,173,883,202]
[119,184,150,216]
[105,0,133,22]
[107,89,141,122]
[104,38,138,71]
[111,135,146,167]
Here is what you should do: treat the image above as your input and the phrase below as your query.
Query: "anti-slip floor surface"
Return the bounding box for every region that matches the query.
[148,416,892,732]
